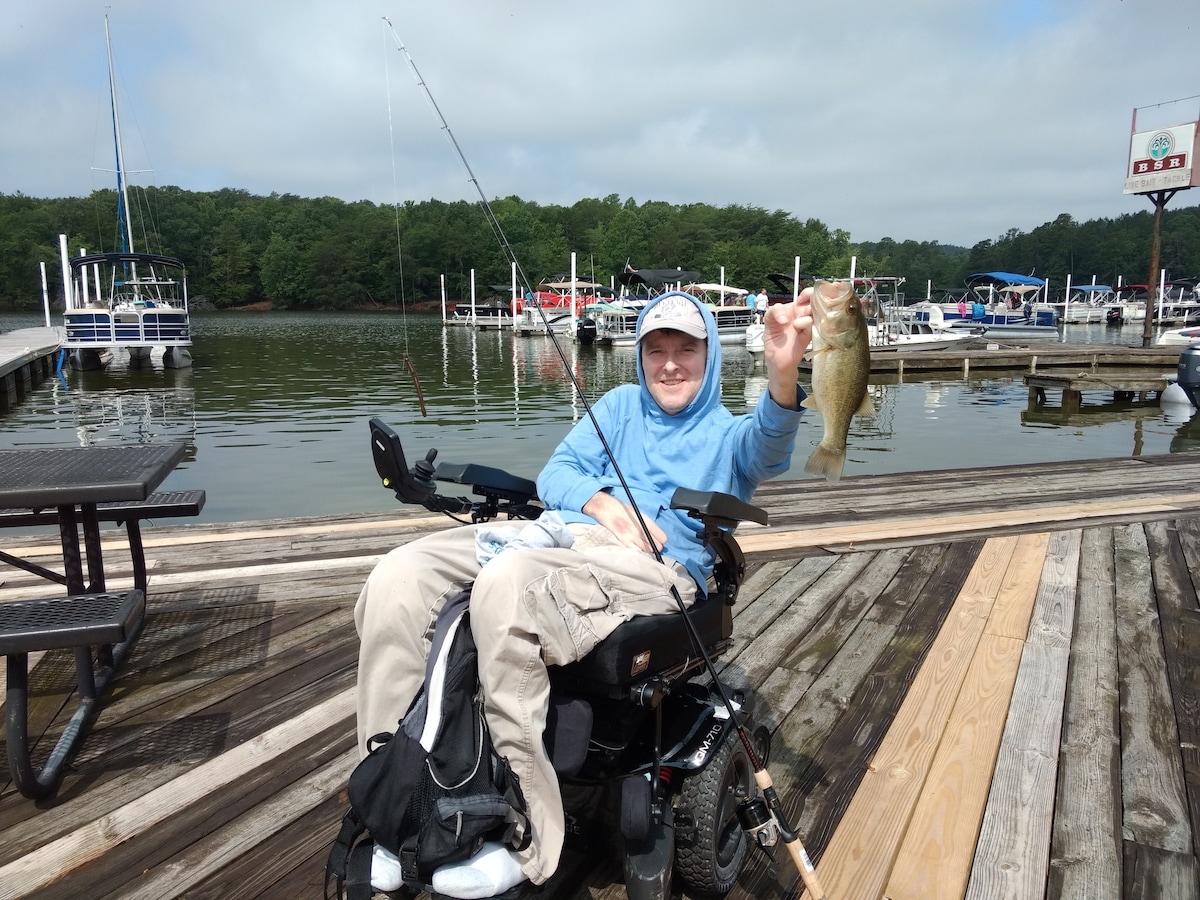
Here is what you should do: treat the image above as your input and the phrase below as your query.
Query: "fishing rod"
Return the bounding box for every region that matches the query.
[381,19,826,899]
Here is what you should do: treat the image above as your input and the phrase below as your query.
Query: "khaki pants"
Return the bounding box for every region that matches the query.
[354,522,696,884]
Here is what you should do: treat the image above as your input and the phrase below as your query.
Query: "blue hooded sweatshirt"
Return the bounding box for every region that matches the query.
[536,291,805,592]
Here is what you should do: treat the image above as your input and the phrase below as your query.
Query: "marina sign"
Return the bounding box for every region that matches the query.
[1124,120,1199,194]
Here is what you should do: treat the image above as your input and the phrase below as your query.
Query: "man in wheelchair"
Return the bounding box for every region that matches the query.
[355,288,814,897]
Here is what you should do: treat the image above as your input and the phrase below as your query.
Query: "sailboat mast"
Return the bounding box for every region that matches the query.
[105,15,138,293]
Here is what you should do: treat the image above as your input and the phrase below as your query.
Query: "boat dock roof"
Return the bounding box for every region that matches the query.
[3,455,1200,898]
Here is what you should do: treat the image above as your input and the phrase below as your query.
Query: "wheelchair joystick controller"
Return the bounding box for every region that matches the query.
[410,449,439,502]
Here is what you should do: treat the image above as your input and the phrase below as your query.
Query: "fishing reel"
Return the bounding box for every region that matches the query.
[737,796,782,850]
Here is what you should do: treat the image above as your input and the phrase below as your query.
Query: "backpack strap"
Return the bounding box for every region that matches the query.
[324,809,375,900]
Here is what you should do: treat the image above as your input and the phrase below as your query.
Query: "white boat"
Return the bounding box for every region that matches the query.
[1156,324,1200,346]
[58,16,192,371]
[61,250,192,370]
[682,282,750,307]
[746,276,984,356]
[1053,285,1109,324]
[595,300,752,347]
[926,302,1060,340]
[1104,287,1147,325]
[910,274,1059,334]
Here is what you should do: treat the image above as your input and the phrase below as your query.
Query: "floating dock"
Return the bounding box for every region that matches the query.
[0,327,59,410]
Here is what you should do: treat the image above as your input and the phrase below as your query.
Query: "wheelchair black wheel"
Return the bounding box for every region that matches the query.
[674,732,754,895]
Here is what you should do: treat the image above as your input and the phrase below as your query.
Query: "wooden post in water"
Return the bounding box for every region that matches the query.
[1142,188,1178,347]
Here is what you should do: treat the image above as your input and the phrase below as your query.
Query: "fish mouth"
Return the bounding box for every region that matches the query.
[811,279,862,346]
[811,279,854,318]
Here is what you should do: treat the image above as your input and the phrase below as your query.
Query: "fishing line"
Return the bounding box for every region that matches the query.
[381,20,425,415]
[382,19,825,897]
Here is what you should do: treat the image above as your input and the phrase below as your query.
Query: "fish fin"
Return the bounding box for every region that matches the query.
[856,395,876,417]
[804,444,845,484]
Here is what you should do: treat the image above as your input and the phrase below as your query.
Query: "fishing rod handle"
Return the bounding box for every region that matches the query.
[753,768,828,900]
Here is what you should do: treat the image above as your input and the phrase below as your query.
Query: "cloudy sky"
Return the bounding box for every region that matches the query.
[2,0,1198,249]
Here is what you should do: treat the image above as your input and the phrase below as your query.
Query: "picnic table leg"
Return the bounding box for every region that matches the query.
[2,591,146,800]
[4,641,129,799]
[81,504,106,593]
[4,650,105,800]
[124,518,148,593]
[56,504,86,595]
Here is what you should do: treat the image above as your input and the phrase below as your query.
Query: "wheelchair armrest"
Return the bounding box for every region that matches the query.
[669,488,769,528]
[435,462,538,506]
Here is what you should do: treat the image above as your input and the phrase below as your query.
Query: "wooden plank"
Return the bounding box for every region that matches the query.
[0,605,356,855]
[985,532,1050,640]
[59,715,352,899]
[0,688,355,897]
[1122,841,1200,900]
[1114,524,1192,855]
[177,793,348,900]
[716,552,878,694]
[99,748,357,900]
[1049,527,1121,899]
[739,542,977,900]
[884,632,1025,900]
[797,539,1004,899]
[751,550,908,734]
[1143,520,1200,857]
[955,532,1080,897]
[739,494,1200,555]
[1023,529,1082,650]
[965,530,1080,900]
[964,641,1069,900]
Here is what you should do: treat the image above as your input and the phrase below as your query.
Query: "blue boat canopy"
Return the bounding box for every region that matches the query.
[966,272,1046,287]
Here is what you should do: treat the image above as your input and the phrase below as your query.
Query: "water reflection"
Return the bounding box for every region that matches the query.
[1170,409,1200,453]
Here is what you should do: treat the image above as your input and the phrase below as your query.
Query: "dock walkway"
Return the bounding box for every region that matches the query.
[1,456,1199,899]
[0,327,59,410]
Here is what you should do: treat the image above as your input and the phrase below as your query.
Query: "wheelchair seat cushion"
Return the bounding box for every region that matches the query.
[555,597,732,691]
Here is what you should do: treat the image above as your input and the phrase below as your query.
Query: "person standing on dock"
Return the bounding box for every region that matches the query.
[354,289,813,898]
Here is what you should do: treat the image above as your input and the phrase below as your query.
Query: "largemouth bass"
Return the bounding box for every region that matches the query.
[801,280,875,483]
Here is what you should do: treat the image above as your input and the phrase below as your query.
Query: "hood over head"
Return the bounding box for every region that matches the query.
[635,291,722,421]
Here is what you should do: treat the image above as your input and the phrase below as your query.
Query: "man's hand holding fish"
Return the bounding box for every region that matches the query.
[760,289,815,411]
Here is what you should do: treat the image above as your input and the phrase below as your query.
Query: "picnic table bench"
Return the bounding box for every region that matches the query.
[0,489,206,593]
[0,445,201,798]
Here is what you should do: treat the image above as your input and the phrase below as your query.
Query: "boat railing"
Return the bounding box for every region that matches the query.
[62,308,191,348]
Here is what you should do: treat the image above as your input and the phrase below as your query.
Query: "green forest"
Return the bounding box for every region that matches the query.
[1,187,1198,311]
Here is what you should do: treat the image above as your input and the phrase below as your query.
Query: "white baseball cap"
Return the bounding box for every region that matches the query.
[637,293,708,341]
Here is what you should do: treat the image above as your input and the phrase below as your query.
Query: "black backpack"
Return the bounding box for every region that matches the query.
[326,590,530,900]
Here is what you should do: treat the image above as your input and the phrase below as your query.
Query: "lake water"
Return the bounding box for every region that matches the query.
[2,310,1197,525]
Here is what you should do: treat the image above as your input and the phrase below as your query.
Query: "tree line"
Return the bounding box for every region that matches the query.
[0,187,1197,312]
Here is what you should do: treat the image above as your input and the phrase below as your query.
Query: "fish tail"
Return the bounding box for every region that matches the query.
[805,444,846,484]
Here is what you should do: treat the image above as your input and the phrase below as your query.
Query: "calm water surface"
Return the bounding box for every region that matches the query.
[1,311,1197,525]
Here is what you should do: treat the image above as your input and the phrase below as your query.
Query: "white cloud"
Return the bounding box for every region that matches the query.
[2,0,1198,246]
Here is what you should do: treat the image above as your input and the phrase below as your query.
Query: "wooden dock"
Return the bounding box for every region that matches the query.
[2,455,1200,898]
[1023,369,1175,418]
[0,327,59,411]
[846,343,1179,378]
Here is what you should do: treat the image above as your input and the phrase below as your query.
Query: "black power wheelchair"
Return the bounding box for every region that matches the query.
[368,418,775,900]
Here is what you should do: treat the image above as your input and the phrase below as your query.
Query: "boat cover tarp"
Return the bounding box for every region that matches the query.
[70,251,186,271]
[966,272,1046,287]
[619,268,702,290]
